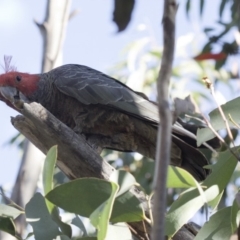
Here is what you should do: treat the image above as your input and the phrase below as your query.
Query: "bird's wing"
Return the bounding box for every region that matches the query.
[53,64,160,123]
[53,64,205,142]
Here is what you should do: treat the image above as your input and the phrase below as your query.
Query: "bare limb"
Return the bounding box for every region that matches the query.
[11,103,114,180]
[151,1,177,239]
[203,77,235,146]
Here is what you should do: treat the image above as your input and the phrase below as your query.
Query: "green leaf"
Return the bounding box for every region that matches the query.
[71,215,87,236]
[199,0,205,16]
[111,190,144,223]
[219,0,228,18]
[231,196,240,232]
[215,57,227,70]
[185,0,191,18]
[51,207,72,238]
[204,28,214,33]
[135,160,154,195]
[195,207,233,239]
[90,182,119,240]
[46,178,113,217]
[0,204,23,219]
[43,145,58,212]
[43,145,57,195]
[167,166,198,188]
[110,170,136,196]
[165,148,238,237]
[0,216,16,237]
[46,178,144,224]
[42,146,72,237]
[25,193,60,240]
[208,191,224,210]
[197,96,240,145]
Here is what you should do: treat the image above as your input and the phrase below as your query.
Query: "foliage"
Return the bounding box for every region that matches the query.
[1,1,240,239]
[0,145,214,239]
[186,0,240,71]
[1,146,136,240]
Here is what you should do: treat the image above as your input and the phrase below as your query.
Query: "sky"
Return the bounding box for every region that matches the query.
[0,0,226,192]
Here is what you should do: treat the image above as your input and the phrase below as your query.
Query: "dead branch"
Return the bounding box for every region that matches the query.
[11,103,114,180]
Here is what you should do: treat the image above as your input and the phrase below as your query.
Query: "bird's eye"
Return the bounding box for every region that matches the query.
[16,75,22,82]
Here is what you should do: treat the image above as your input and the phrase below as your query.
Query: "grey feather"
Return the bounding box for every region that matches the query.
[53,64,160,123]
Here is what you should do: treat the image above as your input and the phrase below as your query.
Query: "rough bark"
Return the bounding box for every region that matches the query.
[12,103,114,180]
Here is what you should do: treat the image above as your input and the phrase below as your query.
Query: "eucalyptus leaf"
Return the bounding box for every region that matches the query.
[0,204,23,219]
[208,191,224,210]
[90,182,119,240]
[51,207,72,238]
[219,0,228,18]
[199,0,205,16]
[167,166,198,188]
[195,207,233,240]
[0,216,16,237]
[46,178,144,223]
[185,0,191,17]
[110,190,144,223]
[25,193,60,240]
[43,146,72,237]
[165,148,238,237]
[43,145,58,212]
[231,196,240,232]
[110,170,136,196]
[71,215,87,236]
[46,178,112,217]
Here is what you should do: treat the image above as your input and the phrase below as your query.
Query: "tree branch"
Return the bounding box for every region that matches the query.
[11,103,114,180]
[152,1,177,239]
[11,102,152,239]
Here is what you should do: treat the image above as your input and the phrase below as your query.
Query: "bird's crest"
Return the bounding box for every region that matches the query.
[1,55,17,73]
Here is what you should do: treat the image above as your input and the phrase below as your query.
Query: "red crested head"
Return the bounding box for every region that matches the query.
[0,71,39,96]
[0,56,40,107]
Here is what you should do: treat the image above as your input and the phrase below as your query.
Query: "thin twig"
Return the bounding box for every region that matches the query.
[203,116,239,160]
[127,224,144,240]
[228,114,240,129]
[151,1,177,239]
[0,187,24,212]
[174,122,217,153]
[185,114,206,124]
[148,192,154,226]
[142,220,150,240]
[203,77,235,147]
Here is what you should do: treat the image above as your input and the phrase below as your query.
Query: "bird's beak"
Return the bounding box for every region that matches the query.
[0,86,16,102]
[0,86,28,103]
